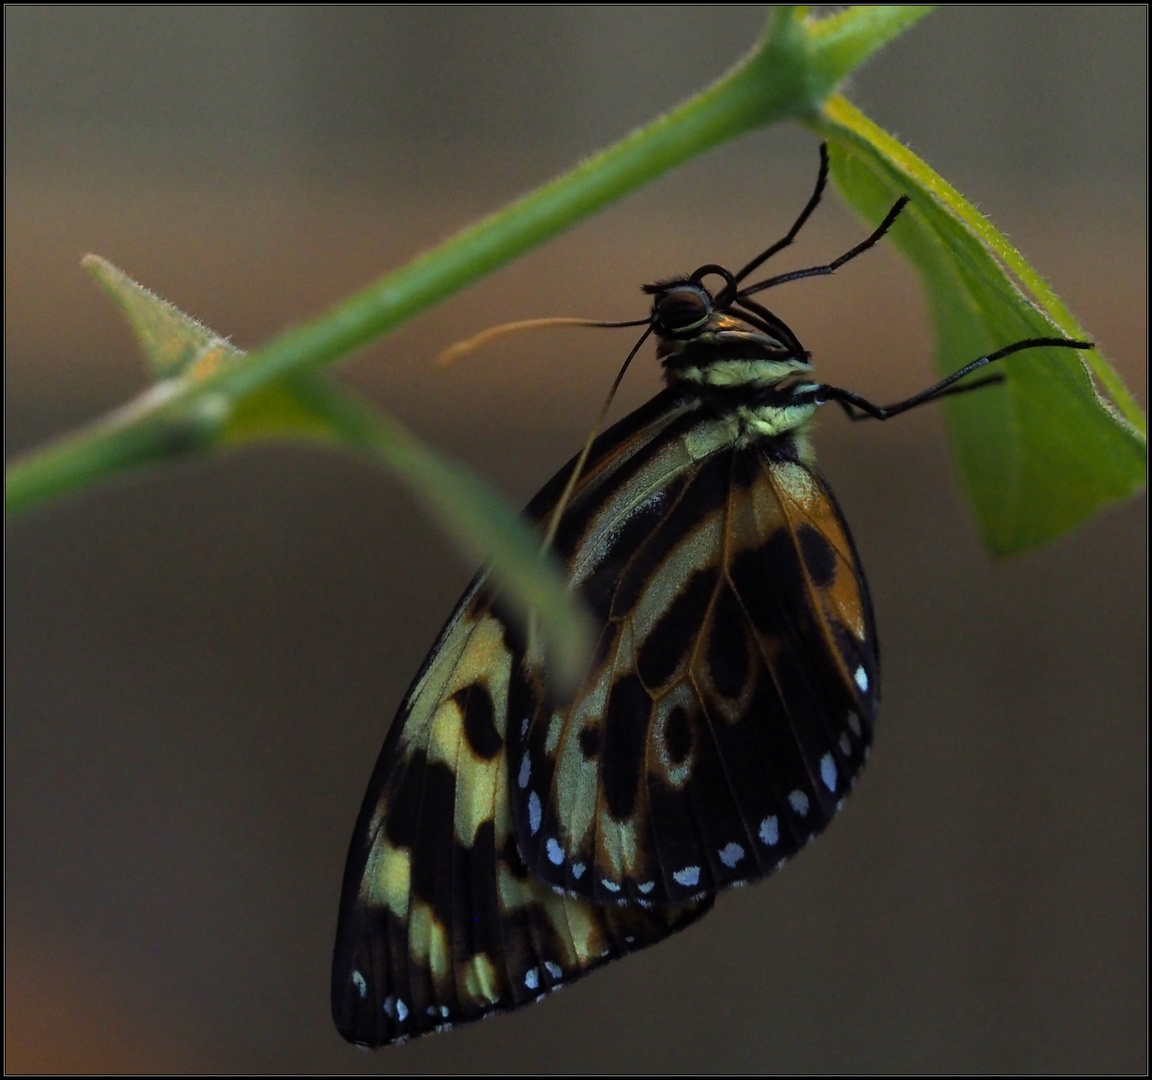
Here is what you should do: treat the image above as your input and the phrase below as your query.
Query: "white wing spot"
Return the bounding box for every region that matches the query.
[518,755,531,789]
[839,732,852,756]
[544,961,563,980]
[525,968,539,990]
[528,791,542,835]
[789,789,810,817]
[351,970,367,998]
[521,716,530,738]
[546,838,564,865]
[637,880,655,894]
[718,842,745,868]
[571,862,585,879]
[396,998,408,1022]
[854,666,869,692]
[625,935,636,944]
[759,815,780,846]
[847,711,862,737]
[673,865,700,887]
[601,878,621,893]
[820,753,838,792]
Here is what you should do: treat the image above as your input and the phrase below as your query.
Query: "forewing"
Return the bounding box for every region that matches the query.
[332,410,714,1046]
[510,434,879,906]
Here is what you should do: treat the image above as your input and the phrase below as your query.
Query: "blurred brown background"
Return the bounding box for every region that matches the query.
[6,6,1146,1073]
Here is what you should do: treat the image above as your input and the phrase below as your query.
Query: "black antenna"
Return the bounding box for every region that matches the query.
[696,142,907,315]
[737,195,909,300]
[731,143,831,286]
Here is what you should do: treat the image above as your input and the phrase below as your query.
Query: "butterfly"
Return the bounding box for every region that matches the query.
[330,144,1091,1046]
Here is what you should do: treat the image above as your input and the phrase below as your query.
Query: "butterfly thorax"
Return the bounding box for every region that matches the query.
[656,308,820,452]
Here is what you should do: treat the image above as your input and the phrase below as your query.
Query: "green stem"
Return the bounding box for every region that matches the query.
[5,383,218,514]
[6,6,935,517]
[200,8,811,399]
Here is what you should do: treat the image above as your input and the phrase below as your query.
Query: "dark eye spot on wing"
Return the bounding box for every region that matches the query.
[797,523,836,588]
[456,683,503,760]
[602,674,651,821]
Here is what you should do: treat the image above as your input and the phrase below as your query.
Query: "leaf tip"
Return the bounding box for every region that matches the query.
[81,253,231,380]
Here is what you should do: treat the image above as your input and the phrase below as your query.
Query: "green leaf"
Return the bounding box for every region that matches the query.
[804,6,937,96]
[82,255,238,379]
[811,95,1146,555]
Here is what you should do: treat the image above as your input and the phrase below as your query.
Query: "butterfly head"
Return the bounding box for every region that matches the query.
[644,268,813,392]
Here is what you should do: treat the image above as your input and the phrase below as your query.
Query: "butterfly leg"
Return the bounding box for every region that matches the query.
[814,337,1093,421]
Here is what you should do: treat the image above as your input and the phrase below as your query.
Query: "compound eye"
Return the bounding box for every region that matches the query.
[655,287,710,333]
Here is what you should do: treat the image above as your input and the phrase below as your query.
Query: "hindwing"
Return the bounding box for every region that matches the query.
[507,396,879,906]
[333,384,878,1045]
